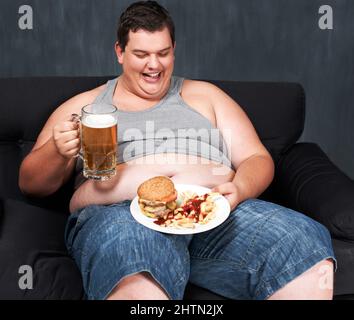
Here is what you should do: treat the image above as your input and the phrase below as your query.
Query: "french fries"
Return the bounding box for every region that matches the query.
[153,192,219,228]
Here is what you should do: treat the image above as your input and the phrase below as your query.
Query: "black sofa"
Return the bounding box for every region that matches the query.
[1,76,353,300]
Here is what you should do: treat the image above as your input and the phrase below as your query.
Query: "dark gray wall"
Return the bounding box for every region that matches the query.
[1,0,353,178]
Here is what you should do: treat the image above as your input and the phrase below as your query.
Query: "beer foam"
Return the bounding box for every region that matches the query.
[83,114,117,128]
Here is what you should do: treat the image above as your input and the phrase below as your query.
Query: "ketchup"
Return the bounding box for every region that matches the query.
[154,218,166,226]
[182,194,208,219]
[153,193,209,226]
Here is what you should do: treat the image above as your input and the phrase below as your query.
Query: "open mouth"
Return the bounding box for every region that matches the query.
[142,72,161,81]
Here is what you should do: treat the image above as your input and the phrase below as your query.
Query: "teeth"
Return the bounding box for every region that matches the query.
[144,72,160,78]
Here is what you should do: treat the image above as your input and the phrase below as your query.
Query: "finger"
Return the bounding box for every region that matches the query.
[58,121,79,132]
[63,138,80,150]
[59,130,80,143]
[68,113,80,123]
[62,143,80,155]
[66,148,80,157]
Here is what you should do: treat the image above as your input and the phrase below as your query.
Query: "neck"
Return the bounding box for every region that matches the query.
[113,75,170,111]
[118,74,171,99]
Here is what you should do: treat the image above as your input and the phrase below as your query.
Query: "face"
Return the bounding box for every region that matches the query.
[116,27,175,100]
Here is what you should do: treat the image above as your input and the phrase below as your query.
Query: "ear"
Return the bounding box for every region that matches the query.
[115,42,124,64]
[172,42,176,61]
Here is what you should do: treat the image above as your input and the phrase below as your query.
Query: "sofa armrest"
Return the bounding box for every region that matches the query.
[274,142,354,241]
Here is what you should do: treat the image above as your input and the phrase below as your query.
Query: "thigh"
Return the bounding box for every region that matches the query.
[65,201,192,300]
[189,199,335,300]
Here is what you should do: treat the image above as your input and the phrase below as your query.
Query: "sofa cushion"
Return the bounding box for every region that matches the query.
[0,199,84,299]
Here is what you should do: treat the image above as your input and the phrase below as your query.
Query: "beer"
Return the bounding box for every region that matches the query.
[81,113,117,180]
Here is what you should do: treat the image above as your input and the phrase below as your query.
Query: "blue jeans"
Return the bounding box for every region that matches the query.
[64,198,336,300]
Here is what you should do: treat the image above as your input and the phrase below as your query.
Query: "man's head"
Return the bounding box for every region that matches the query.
[117,0,175,52]
[115,1,176,100]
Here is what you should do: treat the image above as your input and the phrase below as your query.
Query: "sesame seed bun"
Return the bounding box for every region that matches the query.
[137,176,177,202]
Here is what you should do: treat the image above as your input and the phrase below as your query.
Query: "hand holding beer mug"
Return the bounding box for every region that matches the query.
[72,104,118,181]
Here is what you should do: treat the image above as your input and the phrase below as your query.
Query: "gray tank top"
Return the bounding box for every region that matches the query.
[74,76,232,189]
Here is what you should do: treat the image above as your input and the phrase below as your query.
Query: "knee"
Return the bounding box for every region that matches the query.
[107,272,169,300]
[306,258,335,289]
[267,258,334,300]
[316,258,335,283]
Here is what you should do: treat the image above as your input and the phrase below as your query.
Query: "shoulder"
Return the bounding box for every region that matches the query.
[179,79,239,126]
[180,79,226,104]
[181,79,222,95]
[179,80,218,123]
[181,79,230,106]
[182,79,240,113]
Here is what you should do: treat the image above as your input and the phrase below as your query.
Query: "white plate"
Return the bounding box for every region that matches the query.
[130,184,231,235]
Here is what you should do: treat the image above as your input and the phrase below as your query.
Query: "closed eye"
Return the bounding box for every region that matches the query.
[135,53,148,58]
[159,51,170,57]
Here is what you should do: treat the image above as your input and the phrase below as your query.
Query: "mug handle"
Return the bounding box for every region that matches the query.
[70,113,83,160]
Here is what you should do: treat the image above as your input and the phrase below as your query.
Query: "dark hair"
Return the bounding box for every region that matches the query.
[117,1,175,51]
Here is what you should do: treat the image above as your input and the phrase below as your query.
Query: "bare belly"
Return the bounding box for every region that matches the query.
[69,154,235,213]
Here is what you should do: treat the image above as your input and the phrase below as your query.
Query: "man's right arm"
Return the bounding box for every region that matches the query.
[19,89,101,197]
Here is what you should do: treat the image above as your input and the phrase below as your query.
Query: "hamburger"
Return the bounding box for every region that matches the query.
[137,176,178,218]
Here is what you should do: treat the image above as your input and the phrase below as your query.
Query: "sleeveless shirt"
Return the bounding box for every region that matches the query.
[74,76,232,189]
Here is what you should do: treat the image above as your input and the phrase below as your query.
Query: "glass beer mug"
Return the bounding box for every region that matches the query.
[72,103,118,181]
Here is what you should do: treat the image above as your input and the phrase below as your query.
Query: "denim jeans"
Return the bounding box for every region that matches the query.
[65,198,336,300]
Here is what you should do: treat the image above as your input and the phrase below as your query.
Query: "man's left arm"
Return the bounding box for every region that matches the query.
[207,83,274,210]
